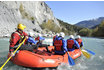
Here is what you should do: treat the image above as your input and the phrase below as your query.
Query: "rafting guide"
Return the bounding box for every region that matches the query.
[9,23,39,56]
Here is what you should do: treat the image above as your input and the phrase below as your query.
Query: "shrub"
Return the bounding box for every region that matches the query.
[40,19,61,33]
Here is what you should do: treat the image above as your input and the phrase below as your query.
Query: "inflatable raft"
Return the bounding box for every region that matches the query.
[8,46,81,68]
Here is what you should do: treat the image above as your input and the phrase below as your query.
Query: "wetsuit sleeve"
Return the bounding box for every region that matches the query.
[81,42,83,47]
[74,40,80,48]
[62,39,68,52]
[27,37,38,44]
[9,33,20,52]
[39,37,45,40]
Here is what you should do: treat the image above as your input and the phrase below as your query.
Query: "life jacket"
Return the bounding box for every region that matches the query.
[35,37,40,41]
[67,40,74,49]
[76,38,82,46]
[9,31,25,46]
[54,40,63,51]
[53,35,56,42]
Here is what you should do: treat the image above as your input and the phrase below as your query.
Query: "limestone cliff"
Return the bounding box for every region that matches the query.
[0,1,60,37]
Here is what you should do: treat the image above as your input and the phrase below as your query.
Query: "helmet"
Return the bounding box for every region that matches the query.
[69,35,74,39]
[17,23,26,30]
[38,34,42,37]
[28,32,33,36]
[76,35,81,39]
[56,33,59,36]
[59,32,65,38]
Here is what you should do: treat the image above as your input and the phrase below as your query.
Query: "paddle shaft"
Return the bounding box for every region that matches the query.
[0,38,26,70]
[82,47,95,55]
[67,51,75,65]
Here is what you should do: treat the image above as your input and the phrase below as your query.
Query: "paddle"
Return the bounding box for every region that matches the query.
[80,49,91,59]
[0,38,26,70]
[83,47,95,55]
[67,51,75,66]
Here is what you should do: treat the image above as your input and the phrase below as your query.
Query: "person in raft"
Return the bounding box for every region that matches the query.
[66,35,80,51]
[53,33,59,46]
[75,35,83,48]
[9,23,37,56]
[54,32,68,55]
[26,32,38,46]
[35,34,50,52]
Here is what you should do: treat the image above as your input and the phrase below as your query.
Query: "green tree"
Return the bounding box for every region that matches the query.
[93,20,104,37]
[79,28,92,36]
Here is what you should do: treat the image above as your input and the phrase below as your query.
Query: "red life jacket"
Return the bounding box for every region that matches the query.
[76,38,82,46]
[54,40,63,51]
[35,37,40,41]
[9,30,28,52]
[10,31,25,46]
[67,40,74,49]
[53,35,56,42]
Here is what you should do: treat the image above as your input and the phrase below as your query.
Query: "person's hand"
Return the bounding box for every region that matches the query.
[32,43,35,45]
[26,36,28,39]
[10,52,15,57]
[40,40,43,43]
[67,51,69,54]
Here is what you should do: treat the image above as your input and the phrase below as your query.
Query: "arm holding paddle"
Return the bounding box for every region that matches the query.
[0,37,27,70]
[74,40,91,59]
[75,35,92,58]
[63,39,75,66]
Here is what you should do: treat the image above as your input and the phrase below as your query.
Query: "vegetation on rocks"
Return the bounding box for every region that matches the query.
[76,20,104,37]
[19,3,35,23]
[56,19,104,37]
[79,28,92,36]
[57,19,83,35]
[92,20,104,37]
[40,19,61,33]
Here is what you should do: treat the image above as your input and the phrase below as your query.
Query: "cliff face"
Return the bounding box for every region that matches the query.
[0,1,59,37]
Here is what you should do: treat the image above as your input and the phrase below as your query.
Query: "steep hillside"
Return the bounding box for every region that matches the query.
[0,1,59,37]
[57,19,83,35]
[92,20,104,37]
[77,20,104,37]
[75,17,104,29]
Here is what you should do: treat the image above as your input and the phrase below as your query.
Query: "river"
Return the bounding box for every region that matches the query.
[0,37,104,70]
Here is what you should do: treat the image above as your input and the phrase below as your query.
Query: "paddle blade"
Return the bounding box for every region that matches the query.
[81,50,91,59]
[85,49,95,55]
[67,53,75,66]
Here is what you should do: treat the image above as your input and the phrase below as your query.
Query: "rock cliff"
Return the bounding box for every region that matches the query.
[0,1,60,37]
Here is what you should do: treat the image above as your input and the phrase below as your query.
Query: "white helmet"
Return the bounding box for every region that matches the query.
[69,35,74,39]
[28,32,32,36]
[76,35,81,39]
[38,34,42,37]
[56,33,59,36]
[59,32,65,38]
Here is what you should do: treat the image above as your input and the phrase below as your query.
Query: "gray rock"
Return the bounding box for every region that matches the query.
[0,1,60,37]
